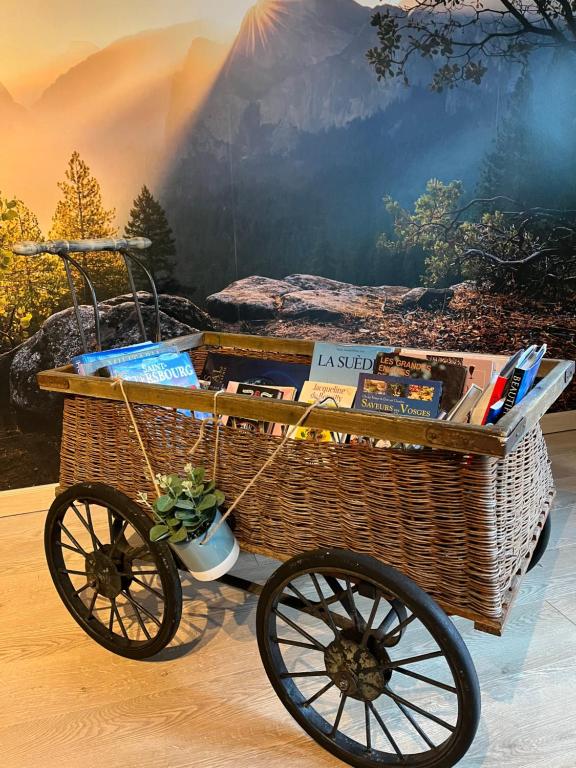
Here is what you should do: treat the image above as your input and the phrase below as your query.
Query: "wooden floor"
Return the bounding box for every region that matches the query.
[0,432,574,768]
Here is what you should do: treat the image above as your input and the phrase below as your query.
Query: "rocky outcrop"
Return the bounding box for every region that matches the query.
[206,275,412,323]
[205,277,295,321]
[401,287,455,310]
[4,293,209,416]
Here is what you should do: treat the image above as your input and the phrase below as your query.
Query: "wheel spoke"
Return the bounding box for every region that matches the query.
[71,502,103,550]
[273,607,326,651]
[113,600,130,640]
[108,601,115,632]
[361,593,382,647]
[368,701,403,758]
[365,702,372,753]
[59,568,88,576]
[73,581,93,597]
[345,577,362,631]
[302,681,335,708]
[323,576,359,619]
[56,540,85,556]
[381,650,445,672]
[376,611,417,643]
[309,574,340,636]
[83,501,102,550]
[330,694,347,737]
[122,590,161,628]
[58,520,88,555]
[86,590,98,621]
[109,520,129,556]
[394,700,435,749]
[126,593,153,640]
[107,508,116,543]
[395,666,457,694]
[129,570,159,577]
[280,670,329,679]
[381,688,456,732]
[130,576,165,601]
[275,637,322,652]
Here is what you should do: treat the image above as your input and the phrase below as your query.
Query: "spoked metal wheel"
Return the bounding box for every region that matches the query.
[256,549,480,768]
[45,483,182,659]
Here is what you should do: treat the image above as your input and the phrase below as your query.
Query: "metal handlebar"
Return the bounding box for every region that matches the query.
[12,237,160,354]
[12,237,151,256]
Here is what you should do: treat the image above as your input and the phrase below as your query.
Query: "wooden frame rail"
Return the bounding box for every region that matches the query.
[36,331,574,458]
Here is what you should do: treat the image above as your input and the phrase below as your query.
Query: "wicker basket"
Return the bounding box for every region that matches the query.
[39,331,574,635]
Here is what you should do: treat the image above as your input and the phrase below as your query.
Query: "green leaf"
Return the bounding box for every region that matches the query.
[204,480,215,492]
[214,490,225,506]
[191,484,204,497]
[154,494,176,513]
[192,467,205,484]
[175,509,198,521]
[176,499,195,510]
[197,493,216,512]
[169,526,189,544]
[150,524,170,542]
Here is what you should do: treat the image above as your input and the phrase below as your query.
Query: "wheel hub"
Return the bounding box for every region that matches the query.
[85,548,122,599]
[324,637,387,702]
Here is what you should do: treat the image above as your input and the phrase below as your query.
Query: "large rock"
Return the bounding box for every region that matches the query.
[207,274,411,322]
[6,293,207,416]
[401,287,455,310]
[282,289,375,321]
[206,276,294,321]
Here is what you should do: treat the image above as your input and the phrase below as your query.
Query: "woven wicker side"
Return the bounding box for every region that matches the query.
[493,427,554,595]
[58,395,524,625]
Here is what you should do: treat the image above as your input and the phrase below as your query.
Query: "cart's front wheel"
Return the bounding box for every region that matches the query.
[257,549,480,768]
[45,483,182,659]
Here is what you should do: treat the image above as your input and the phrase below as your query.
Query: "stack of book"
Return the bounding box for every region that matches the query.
[72,338,546,440]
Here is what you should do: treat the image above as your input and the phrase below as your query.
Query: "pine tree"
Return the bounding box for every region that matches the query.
[124,185,177,291]
[49,151,125,299]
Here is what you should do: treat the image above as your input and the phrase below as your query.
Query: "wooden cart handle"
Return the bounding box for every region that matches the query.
[12,237,151,256]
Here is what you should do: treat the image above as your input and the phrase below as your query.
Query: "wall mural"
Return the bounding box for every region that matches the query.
[0,0,575,489]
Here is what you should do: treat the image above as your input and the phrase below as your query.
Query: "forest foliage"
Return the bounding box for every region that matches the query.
[0,152,177,353]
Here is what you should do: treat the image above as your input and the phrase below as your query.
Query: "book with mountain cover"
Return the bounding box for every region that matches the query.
[373,352,466,413]
[201,352,310,393]
[291,381,357,442]
[354,373,443,419]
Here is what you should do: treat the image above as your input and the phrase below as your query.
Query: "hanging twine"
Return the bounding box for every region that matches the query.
[113,379,323,546]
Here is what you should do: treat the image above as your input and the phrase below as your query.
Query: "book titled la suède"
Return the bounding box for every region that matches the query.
[310,342,396,387]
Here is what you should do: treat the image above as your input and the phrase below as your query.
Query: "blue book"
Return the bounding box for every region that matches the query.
[311,342,396,387]
[501,344,546,416]
[73,341,176,376]
[103,351,210,420]
[354,373,443,419]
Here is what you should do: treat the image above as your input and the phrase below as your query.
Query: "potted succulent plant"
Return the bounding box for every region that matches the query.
[138,464,239,581]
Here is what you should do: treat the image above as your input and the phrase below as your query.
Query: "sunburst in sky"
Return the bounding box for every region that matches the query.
[242,0,291,53]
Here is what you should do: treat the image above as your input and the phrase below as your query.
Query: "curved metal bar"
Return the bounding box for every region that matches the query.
[59,253,102,352]
[13,237,151,257]
[120,250,162,343]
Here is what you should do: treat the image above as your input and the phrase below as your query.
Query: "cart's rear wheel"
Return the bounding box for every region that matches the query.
[257,548,480,768]
[527,514,552,572]
[45,483,182,659]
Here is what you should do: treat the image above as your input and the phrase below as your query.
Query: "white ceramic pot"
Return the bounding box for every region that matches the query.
[170,509,239,581]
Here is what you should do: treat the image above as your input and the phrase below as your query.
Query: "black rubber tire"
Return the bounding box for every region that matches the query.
[257,548,481,768]
[527,514,552,572]
[45,482,182,659]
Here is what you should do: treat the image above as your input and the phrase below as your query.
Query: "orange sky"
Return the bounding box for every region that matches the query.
[1,0,380,100]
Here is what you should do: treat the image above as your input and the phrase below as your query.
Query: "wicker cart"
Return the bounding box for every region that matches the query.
[17,238,574,768]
